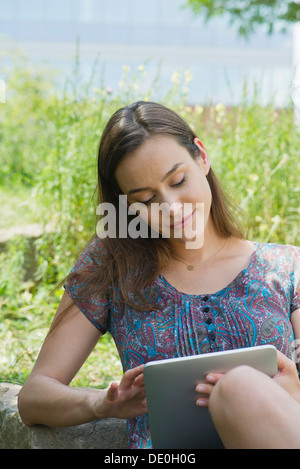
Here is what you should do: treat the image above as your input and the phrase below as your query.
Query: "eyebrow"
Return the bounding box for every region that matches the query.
[127,162,184,195]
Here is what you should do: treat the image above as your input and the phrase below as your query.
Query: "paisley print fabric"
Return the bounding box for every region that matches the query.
[64,239,300,448]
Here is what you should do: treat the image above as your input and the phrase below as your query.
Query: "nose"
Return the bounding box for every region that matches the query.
[159,193,183,216]
[168,201,183,219]
[160,200,186,227]
[160,189,182,208]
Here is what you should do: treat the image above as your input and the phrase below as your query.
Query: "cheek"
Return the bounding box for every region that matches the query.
[145,205,175,237]
[133,205,162,233]
[147,207,164,232]
[202,189,212,222]
[185,175,212,206]
[204,185,212,210]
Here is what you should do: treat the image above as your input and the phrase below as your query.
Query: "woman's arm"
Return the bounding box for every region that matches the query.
[18,291,146,427]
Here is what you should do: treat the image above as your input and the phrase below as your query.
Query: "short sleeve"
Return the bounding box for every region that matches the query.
[288,244,300,314]
[64,237,111,334]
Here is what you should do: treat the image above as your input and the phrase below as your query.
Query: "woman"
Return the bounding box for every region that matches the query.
[18,101,300,449]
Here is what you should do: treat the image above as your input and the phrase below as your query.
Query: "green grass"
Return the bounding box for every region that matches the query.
[0,56,299,389]
[0,185,41,229]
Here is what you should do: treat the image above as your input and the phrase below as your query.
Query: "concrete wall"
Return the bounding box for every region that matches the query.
[0,383,127,449]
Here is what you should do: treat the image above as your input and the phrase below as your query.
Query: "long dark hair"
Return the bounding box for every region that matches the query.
[54,101,245,316]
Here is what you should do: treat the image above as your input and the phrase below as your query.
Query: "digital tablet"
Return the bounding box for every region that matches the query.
[143,345,278,449]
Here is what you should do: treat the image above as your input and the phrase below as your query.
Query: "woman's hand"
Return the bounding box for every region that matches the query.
[195,372,224,407]
[93,365,147,419]
[272,350,300,404]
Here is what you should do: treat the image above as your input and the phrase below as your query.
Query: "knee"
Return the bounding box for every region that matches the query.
[210,364,254,398]
[208,365,256,418]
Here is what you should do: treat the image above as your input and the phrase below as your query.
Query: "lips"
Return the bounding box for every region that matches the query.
[170,209,196,229]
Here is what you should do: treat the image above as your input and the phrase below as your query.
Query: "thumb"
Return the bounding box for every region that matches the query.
[106,382,119,402]
[276,350,287,373]
[276,350,292,373]
[274,350,296,378]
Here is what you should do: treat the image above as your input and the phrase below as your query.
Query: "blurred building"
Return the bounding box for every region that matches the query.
[0,0,294,106]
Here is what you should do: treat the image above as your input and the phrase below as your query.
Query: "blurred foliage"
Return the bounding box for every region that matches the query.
[185,0,300,37]
[0,55,299,387]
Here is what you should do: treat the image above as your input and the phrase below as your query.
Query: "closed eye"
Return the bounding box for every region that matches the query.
[172,175,187,187]
[138,176,187,205]
[139,196,155,206]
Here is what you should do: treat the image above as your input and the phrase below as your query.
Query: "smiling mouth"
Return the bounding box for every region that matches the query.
[170,209,196,229]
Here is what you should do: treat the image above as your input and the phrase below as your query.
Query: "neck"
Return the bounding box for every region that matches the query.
[169,220,227,265]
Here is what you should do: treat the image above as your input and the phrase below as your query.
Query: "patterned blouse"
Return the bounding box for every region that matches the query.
[64,238,300,449]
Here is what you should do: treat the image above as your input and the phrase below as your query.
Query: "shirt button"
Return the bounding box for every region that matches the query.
[202,296,209,302]
[208,332,216,341]
[203,306,210,313]
[205,318,212,325]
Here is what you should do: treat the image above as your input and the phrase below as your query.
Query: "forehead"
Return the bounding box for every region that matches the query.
[115,136,191,192]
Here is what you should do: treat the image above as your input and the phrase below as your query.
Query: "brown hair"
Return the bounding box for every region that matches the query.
[54,101,245,315]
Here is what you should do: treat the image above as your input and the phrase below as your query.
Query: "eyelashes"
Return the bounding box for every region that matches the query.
[173,175,187,187]
[139,175,187,205]
[140,197,154,206]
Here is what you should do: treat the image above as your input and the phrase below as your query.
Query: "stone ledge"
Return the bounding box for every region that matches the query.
[0,224,44,244]
[0,383,128,449]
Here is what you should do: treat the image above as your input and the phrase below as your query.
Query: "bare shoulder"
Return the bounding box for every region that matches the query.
[221,236,256,262]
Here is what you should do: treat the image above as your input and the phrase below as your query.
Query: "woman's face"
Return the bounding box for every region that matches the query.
[115,135,212,248]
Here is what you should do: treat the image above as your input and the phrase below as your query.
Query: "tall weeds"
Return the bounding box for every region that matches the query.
[0,57,299,386]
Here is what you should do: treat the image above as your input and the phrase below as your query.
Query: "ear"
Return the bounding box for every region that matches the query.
[193,138,211,176]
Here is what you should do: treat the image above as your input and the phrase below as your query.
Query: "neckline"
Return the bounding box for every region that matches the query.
[157,241,262,298]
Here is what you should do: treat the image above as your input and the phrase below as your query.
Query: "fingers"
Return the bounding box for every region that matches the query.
[134,372,145,388]
[107,365,145,398]
[206,372,225,384]
[195,382,215,407]
[195,383,215,394]
[121,365,144,389]
[196,397,209,407]
[195,373,225,407]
